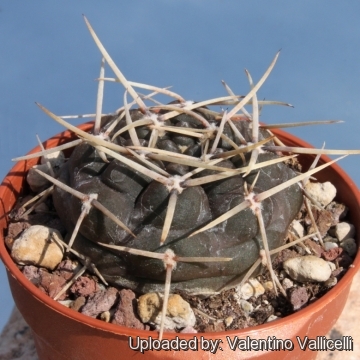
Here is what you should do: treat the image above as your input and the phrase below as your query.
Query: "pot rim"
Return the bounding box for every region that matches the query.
[1,122,359,339]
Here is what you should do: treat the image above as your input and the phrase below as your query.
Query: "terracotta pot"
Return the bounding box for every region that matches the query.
[0,123,359,360]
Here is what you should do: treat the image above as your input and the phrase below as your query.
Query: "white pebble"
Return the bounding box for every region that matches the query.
[100,311,111,323]
[224,317,234,327]
[238,283,253,300]
[283,255,332,283]
[263,281,274,292]
[11,225,64,270]
[305,181,336,207]
[282,277,294,290]
[239,300,253,315]
[323,241,338,251]
[291,220,304,238]
[332,222,356,242]
[340,238,357,257]
[237,279,265,300]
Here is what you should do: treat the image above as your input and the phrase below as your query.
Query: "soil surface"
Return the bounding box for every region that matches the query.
[4,189,355,334]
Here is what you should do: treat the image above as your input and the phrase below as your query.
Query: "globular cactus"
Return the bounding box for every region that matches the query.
[51,109,304,296]
[15,16,360,339]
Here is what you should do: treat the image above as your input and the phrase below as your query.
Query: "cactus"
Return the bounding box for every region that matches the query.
[13,16,360,340]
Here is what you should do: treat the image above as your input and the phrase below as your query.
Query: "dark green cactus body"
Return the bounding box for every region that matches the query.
[53,110,303,294]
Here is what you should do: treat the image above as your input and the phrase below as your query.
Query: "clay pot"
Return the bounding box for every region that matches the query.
[0,123,359,360]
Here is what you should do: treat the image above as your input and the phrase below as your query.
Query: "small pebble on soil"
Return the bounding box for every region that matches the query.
[305,181,336,207]
[11,225,64,270]
[283,255,332,283]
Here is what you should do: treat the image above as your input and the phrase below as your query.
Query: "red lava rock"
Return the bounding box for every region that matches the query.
[38,268,67,300]
[326,202,348,223]
[321,247,343,261]
[305,209,333,237]
[70,276,99,297]
[289,287,309,311]
[81,287,118,318]
[304,239,322,257]
[22,265,40,284]
[55,260,79,281]
[4,222,31,249]
[112,289,145,330]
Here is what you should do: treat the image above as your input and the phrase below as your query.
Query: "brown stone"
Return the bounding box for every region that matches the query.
[112,289,146,330]
[70,276,99,297]
[38,269,67,300]
[55,260,79,281]
[322,247,343,261]
[326,202,348,223]
[304,239,323,257]
[289,287,309,311]
[305,208,334,237]
[81,287,118,318]
[22,265,40,284]
[70,296,86,312]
